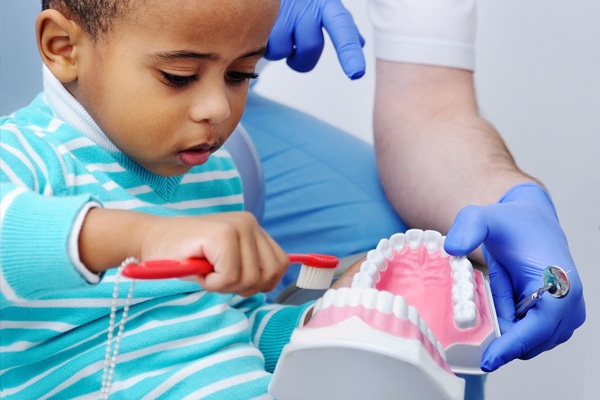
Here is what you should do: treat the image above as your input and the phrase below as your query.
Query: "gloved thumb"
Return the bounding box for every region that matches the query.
[444,204,490,256]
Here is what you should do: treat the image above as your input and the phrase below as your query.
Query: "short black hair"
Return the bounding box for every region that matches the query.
[42,0,137,39]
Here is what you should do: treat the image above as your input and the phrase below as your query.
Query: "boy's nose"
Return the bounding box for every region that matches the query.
[189,83,231,124]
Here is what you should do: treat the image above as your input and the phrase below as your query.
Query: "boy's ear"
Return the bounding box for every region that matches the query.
[36,9,85,83]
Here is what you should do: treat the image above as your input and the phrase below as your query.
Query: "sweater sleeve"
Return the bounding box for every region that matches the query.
[1,120,102,305]
[230,294,315,373]
[0,183,100,305]
[368,0,477,70]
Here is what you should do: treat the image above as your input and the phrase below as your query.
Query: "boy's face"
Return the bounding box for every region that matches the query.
[66,0,279,176]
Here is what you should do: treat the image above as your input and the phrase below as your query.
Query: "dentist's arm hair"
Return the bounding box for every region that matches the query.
[369,0,538,252]
[373,62,538,251]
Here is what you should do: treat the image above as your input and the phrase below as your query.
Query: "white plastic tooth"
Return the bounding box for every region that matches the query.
[405,229,424,250]
[351,272,374,289]
[346,288,363,307]
[375,290,394,314]
[376,262,389,273]
[366,250,386,270]
[452,281,475,303]
[407,305,421,327]
[361,288,379,310]
[359,260,380,283]
[450,256,462,268]
[333,287,351,308]
[453,268,475,285]
[389,233,407,252]
[419,318,428,337]
[313,297,323,313]
[320,289,337,310]
[423,230,443,253]
[376,238,393,261]
[440,236,449,257]
[392,295,408,320]
[436,342,447,360]
[451,256,473,273]
[426,328,438,349]
[454,300,478,329]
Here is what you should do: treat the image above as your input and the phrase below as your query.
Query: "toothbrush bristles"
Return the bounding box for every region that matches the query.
[297,264,336,289]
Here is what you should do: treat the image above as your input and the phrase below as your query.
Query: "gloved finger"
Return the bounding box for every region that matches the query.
[481,305,558,372]
[444,204,489,256]
[321,1,366,79]
[518,290,584,359]
[265,18,294,61]
[486,259,517,328]
[286,16,325,72]
[519,329,572,361]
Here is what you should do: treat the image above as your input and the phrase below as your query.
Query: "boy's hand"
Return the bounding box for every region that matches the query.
[81,209,288,297]
[140,211,289,297]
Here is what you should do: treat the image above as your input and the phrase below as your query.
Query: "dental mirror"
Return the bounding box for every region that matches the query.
[515,265,570,318]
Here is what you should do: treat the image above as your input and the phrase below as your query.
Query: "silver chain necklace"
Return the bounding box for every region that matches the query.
[100,257,137,399]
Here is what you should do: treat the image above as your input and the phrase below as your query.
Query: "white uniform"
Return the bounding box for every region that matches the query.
[369,0,476,70]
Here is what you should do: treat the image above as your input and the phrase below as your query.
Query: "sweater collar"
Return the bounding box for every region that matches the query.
[43,65,119,152]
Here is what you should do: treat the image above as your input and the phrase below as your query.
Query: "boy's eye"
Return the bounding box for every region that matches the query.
[227,71,259,85]
[161,72,198,88]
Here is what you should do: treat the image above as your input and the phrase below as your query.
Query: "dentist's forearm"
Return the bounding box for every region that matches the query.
[373,61,539,236]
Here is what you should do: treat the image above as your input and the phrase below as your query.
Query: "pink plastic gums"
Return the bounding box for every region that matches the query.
[307,294,452,373]
[376,244,495,349]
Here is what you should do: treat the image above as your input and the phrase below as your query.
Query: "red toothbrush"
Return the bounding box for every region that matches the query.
[122,253,339,289]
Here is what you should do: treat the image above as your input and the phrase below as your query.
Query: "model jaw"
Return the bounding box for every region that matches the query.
[270,229,502,400]
[305,229,500,374]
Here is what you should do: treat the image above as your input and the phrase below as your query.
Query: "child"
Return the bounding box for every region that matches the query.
[0,1,356,398]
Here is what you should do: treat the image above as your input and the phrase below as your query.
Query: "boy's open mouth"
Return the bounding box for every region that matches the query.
[178,148,212,166]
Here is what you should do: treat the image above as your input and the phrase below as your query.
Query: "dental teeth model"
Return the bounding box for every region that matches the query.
[269,229,500,400]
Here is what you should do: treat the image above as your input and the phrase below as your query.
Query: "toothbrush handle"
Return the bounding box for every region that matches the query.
[122,258,213,279]
[122,253,339,280]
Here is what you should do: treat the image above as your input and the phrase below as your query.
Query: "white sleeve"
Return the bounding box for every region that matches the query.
[69,202,103,283]
[368,0,477,70]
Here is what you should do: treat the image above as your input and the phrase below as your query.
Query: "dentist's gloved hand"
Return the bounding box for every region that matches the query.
[444,183,585,372]
[266,0,366,80]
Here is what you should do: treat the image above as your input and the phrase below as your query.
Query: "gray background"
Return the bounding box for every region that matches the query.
[2,1,598,398]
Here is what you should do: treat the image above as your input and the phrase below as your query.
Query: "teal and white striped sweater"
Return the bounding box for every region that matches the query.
[0,69,309,399]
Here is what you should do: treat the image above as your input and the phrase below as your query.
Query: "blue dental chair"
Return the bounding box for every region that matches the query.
[227,123,364,303]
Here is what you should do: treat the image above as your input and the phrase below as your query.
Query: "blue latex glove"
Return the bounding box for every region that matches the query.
[444,183,585,372]
[265,0,366,80]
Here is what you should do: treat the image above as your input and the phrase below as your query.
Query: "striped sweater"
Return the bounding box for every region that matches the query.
[0,69,310,399]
